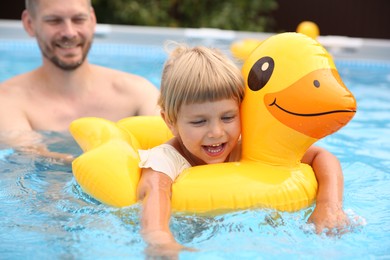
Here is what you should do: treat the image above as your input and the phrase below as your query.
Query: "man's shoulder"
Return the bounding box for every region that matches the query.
[92,64,147,81]
[91,64,156,92]
[0,70,36,92]
[0,76,26,96]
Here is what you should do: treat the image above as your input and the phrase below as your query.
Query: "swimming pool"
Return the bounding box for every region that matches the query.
[1,26,390,259]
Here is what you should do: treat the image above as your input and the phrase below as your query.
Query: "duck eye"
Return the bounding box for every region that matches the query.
[313,80,320,88]
[247,56,274,91]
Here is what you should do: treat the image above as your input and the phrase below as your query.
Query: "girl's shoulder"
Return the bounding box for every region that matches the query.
[139,144,191,181]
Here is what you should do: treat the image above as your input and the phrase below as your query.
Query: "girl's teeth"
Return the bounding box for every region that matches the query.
[206,144,223,153]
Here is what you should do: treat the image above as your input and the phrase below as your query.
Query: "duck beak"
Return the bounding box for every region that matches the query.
[264,68,357,139]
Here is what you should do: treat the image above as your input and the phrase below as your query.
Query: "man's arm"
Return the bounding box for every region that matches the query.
[0,91,33,132]
[0,95,73,163]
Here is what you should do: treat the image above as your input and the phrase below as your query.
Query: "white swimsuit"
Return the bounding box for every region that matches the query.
[138,144,191,181]
[139,141,241,181]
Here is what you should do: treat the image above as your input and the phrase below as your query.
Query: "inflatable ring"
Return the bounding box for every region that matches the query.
[230,38,262,61]
[70,32,357,213]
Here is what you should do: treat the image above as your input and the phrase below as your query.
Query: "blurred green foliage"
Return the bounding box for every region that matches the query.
[92,0,278,32]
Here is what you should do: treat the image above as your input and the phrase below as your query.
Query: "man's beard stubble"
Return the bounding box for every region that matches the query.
[40,36,93,71]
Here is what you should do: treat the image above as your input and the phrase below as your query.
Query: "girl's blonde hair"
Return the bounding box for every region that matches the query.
[159,42,245,123]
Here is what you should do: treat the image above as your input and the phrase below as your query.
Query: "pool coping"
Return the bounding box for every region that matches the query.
[1,19,390,62]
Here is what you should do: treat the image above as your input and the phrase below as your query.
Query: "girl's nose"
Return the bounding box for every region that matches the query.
[208,121,224,138]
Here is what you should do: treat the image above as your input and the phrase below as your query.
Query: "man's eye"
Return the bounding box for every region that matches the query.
[46,19,61,25]
[73,17,87,24]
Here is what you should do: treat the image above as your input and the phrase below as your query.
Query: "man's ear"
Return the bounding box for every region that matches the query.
[161,110,178,136]
[21,10,36,37]
[90,7,97,29]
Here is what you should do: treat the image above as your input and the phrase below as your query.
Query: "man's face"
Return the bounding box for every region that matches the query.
[26,0,96,70]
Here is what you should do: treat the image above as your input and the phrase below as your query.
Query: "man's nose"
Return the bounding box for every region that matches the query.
[60,20,77,38]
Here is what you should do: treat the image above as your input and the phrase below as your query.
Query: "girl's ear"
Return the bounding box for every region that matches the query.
[161,110,178,136]
[22,10,36,37]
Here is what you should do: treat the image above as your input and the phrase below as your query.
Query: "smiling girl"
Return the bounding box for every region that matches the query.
[136,43,350,257]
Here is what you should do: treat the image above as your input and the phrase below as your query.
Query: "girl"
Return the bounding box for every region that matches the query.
[137,43,349,256]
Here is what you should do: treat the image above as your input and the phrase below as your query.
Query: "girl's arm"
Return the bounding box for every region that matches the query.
[137,168,185,256]
[302,146,350,234]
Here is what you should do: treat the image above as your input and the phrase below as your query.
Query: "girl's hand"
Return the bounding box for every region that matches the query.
[308,201,350,235]
[143,230,196,259]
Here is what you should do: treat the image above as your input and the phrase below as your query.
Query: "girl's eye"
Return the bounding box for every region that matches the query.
[222,115,236,122]
[190,120,206,126]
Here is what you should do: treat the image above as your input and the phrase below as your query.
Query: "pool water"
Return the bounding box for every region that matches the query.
[1,40,390,259]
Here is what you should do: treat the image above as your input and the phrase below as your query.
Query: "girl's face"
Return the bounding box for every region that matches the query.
[167,99,241,166]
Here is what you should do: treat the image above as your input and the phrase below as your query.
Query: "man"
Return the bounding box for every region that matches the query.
[0,0,160,159]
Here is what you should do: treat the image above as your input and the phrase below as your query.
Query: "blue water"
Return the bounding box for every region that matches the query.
[1,39,390,259]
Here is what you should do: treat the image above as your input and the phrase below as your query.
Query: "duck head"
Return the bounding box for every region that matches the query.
[240,33,356,165]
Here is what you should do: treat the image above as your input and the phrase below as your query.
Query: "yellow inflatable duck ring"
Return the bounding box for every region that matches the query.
[71,32,357,213]
[230,38,263,61]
